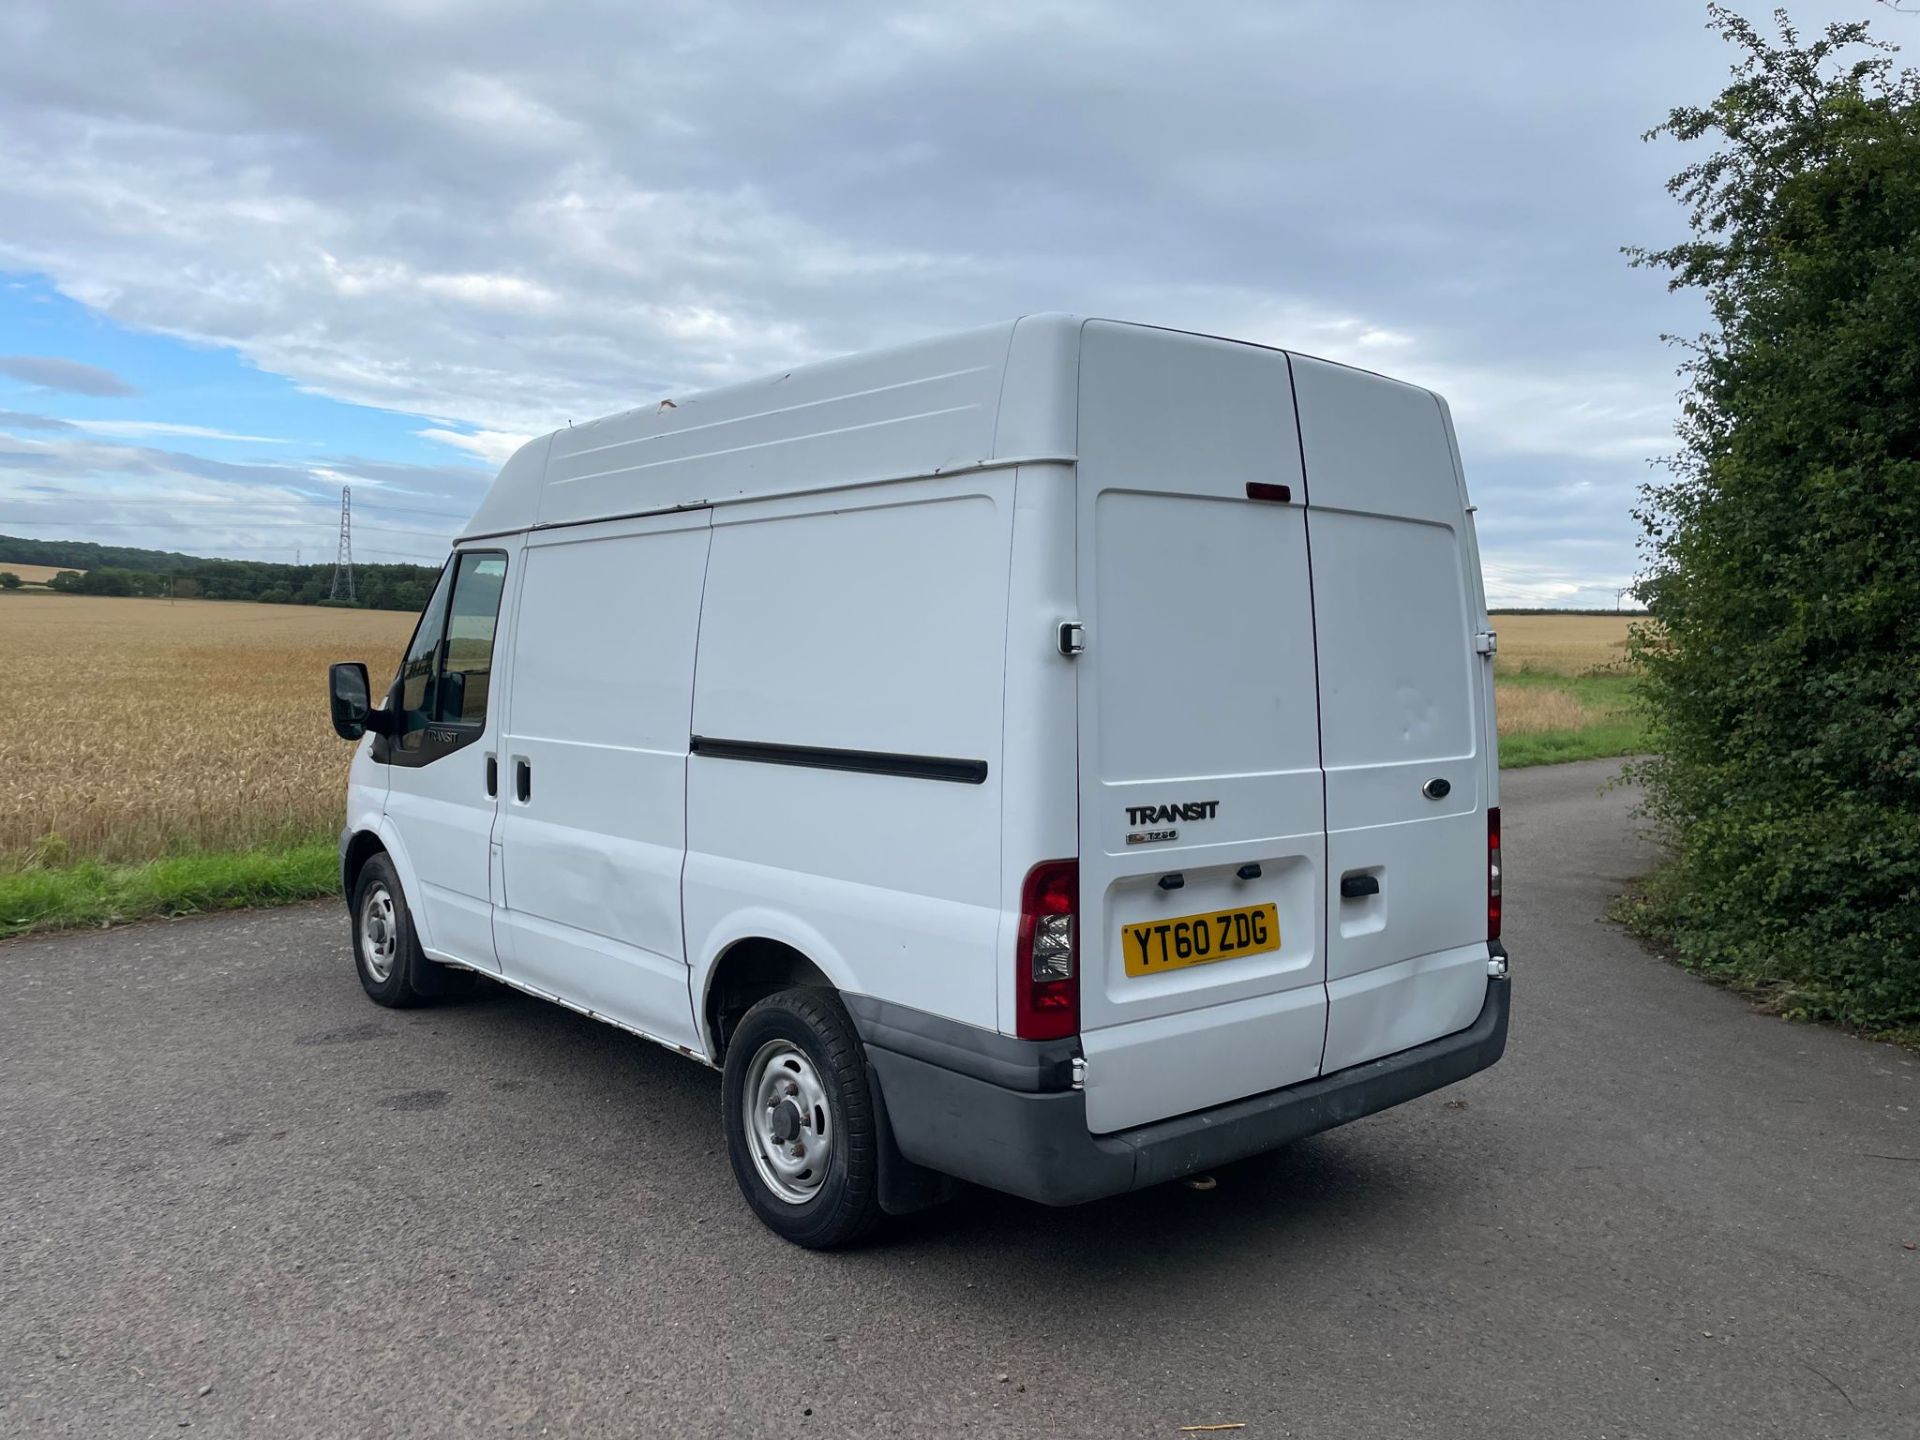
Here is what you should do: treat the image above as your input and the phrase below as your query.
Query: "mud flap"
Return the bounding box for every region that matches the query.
[867,1063,956,1216]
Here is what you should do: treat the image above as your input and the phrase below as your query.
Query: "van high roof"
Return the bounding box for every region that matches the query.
[462,314,1095,540]
[460,314,1424,541]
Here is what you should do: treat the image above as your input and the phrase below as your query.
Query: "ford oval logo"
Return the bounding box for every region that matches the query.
[1422,777,1451,800]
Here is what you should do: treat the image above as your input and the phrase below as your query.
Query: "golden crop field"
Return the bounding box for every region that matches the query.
[0,593,1644,869]
[1493,612,1637,677]
[0,562,85,585]
[1492,612,1643,739]
[1,592,412,865]
[1497,684,1599,735]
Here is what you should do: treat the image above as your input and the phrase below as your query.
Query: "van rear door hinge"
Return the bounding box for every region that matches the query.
[1473,630,1498,656]
[1057,621,1086,657]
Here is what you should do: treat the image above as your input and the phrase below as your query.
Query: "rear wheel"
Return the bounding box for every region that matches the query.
[722,987,881,1249]
[350,853,474,1007]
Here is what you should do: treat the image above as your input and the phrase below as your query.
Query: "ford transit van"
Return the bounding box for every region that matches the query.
[327,316,1509,1247]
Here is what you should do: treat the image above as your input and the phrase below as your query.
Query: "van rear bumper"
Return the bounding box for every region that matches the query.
[854,976,1509,1207]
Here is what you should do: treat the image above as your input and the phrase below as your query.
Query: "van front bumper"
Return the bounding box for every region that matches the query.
[851,976,1510,1207]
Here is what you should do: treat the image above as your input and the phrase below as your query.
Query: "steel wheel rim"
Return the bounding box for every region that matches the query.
[742,1039,833,1205]
[359,884,398,984]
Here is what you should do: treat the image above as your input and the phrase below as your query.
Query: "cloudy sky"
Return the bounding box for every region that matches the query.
[0,1,1905,598]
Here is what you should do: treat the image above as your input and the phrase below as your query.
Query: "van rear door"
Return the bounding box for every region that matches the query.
[1289,356,1491,1074]
[1072,322,1329,1135]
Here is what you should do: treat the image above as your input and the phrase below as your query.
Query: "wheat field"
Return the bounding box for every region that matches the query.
[0,593,1641,867]
[2,592,412,865]
[1494,612,1637,678]
[1493,612,1642,739]
[1496,683,1598,734]
[0,562,85,585]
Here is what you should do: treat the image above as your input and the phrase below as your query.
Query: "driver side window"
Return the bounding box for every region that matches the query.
[393,550,508,754]
[396,562,455,748]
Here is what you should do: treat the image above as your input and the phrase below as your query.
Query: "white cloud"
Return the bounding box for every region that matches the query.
[0,430,474,564]
[416,427,533,466]
[1481,554,1639,610]
[1424,366,1679,464]
[64,420,290,444]
[0,353,136,396]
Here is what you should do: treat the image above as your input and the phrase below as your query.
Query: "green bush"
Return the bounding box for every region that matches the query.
[1626,7,1920,1030]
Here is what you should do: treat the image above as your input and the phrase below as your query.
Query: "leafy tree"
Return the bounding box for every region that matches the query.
[0,571,20,589]
[0,535,200,572]
[1627,6,1920,1029]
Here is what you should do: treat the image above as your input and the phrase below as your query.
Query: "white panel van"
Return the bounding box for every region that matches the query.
[327,316,1509,1248]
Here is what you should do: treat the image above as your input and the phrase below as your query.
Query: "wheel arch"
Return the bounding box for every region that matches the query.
[699,936,838,1063]
[341,829,387,903]
[695,916,864,1063]
[342,819,435,953]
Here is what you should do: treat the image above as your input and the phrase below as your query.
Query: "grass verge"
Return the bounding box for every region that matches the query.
[1498,672,1647,769]
[0,840,338,939]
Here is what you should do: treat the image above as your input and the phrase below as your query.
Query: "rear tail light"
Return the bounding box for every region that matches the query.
[1016,859,1079,1040]
[1487,806,1502,941]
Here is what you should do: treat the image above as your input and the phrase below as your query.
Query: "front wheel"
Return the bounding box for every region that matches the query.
[722,988,881,1249]
[350,853,473,1007]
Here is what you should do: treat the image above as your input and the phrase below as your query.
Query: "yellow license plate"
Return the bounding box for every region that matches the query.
[1122,902,1280,977]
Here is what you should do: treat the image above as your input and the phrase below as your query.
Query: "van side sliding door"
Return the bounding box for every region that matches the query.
[491,510,712,1053]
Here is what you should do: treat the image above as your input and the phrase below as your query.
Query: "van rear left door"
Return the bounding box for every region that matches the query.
[1072,322,1329,1135]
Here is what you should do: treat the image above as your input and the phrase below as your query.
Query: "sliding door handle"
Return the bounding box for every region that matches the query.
[514,758,531,804]
[485,754,498,798]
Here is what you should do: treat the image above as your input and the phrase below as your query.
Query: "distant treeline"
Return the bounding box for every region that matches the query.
[0,535,442,612]
[1490,608,1648,616]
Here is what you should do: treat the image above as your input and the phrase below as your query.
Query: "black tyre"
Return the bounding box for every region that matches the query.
[350,853,474,1007]
[722,987,882,1249]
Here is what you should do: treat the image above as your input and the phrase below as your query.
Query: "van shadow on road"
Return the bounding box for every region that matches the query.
[431,972,1487,1324]
[444,974,1446,1264]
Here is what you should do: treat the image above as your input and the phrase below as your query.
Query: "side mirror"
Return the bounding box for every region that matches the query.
[329,661,372,740]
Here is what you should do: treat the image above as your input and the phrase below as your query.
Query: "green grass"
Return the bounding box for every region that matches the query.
[1498,671,1648,769]
[0,840,338,939]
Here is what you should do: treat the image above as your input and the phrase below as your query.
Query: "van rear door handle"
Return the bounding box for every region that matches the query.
[1340,873,1380,899]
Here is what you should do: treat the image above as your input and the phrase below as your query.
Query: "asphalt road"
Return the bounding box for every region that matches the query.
[3,758,1916,1439]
